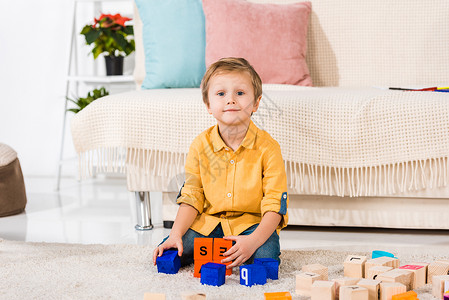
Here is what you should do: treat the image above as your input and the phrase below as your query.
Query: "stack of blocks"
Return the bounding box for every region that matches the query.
[295,250,437,300]
[194,238,233,278]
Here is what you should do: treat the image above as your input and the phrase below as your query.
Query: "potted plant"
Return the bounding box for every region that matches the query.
[80,13,135,75]
[67,87,109,113]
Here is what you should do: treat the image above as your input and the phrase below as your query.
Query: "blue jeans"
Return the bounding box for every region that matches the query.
[159,223,281,267]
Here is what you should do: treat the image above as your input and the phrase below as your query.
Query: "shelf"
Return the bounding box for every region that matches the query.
[68,75,134,83]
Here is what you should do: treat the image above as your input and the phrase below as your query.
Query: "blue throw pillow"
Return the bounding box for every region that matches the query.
[135,0,206,89]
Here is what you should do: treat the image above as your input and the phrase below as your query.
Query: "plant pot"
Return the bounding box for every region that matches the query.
[104,55,124,76]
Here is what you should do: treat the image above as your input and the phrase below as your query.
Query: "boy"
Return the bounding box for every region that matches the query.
[153,57,288,269]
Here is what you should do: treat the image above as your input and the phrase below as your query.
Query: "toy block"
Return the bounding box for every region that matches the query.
[311,280,336,300]
[200,262,226,286]
[156,249,181,274]
[332,277,361,300]
[365,257,396,278]
[240,264,267,286]
[445,293,449,300]
[377,269,413,291]
[372,250,395,259]
[399,265,426,289]
[432,275,449,299]
[344,255,367,278]
[194,238,213,261]
[365,265,393,280]
[264,291,292,300]
[254,258,280,280]
[445,280,449,293]
[144,293,165,300]
[357,279,381,300]
[212,238,233,275]
[339,285,368,300]
[428,261,449,284]
[391,291,418,300]
[379,282,406,300]
[194,260,208,278]
[302,263,328,280]
[296,272,321,296]
[181,291,206,300]
[212,238,232,261]
[407,262,429,283]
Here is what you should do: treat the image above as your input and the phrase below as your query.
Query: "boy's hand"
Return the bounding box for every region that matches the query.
[221,235,258,268]
[152,235,183,266]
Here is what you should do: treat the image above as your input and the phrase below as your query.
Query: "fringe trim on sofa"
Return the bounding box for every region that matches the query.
[77,147,448,197]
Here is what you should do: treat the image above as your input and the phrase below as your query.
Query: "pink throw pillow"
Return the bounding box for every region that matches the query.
[202,0,312,86]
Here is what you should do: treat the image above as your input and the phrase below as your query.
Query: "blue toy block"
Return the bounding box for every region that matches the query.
[372,250,396,259]
[156,249,181,274]
[200,262,226,286]
[254,258,279,280]
[240,264,267,286]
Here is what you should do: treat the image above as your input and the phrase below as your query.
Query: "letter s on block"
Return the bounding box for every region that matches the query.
[241,268,248,285]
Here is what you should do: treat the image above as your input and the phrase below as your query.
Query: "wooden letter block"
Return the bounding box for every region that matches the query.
[432,275,449,299]
[156,249,181,274]
[428,261,449,284]
[339,285,368,300]
[365,257,397,278]
[391,290,418,300]
[200,262,226,286]
[377,269,413,291]
[366,266,393,280]
[357,279,381,300]
[379,282,406,300]
[399,265,426,289]
[302,264,328,280]
[264,291,292,300]
[144,293,165,300]
[181,292,206,300]
[411,262,429,283]
[296,272,321,296]
[194,238,213,261]
[333,277,361,300]
[345,255,367,279]
[311,280,336,300]
[240,264,267,287]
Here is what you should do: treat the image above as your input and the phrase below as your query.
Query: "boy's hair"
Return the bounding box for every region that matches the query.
[201,57,262,106]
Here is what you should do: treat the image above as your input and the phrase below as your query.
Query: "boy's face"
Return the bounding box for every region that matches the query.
[206,71,261,128]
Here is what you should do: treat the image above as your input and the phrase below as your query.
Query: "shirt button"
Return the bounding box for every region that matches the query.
[227,193,232,197]
[230,159,235,164]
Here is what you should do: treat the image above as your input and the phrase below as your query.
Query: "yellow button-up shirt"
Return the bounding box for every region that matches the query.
[177,120,288,236]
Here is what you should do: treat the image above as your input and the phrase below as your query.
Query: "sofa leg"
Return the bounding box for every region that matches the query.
[134,191,153,231]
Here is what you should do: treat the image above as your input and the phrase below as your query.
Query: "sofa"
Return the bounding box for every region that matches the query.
[71,0,449,230]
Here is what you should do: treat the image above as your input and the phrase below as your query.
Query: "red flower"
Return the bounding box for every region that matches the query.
[93,13,131,28]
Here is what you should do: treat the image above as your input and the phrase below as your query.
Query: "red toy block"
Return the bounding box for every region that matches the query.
[194,238,213,261]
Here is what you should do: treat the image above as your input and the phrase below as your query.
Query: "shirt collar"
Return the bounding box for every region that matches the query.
[211,120,258,152]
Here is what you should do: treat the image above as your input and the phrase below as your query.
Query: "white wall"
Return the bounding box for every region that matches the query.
[0,0,135,178]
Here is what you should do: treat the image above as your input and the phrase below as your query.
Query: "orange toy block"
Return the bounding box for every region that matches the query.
[391,290,418,300]
[213,238,233,275]
[213,238,233,261]
[194,238,213,261]
[264,291,292,299]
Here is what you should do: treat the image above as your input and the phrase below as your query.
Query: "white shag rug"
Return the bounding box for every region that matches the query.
[0,239,447,299]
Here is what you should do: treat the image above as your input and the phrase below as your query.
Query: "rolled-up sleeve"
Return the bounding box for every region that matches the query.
[176,139,205,213]
[261,141,289,229]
